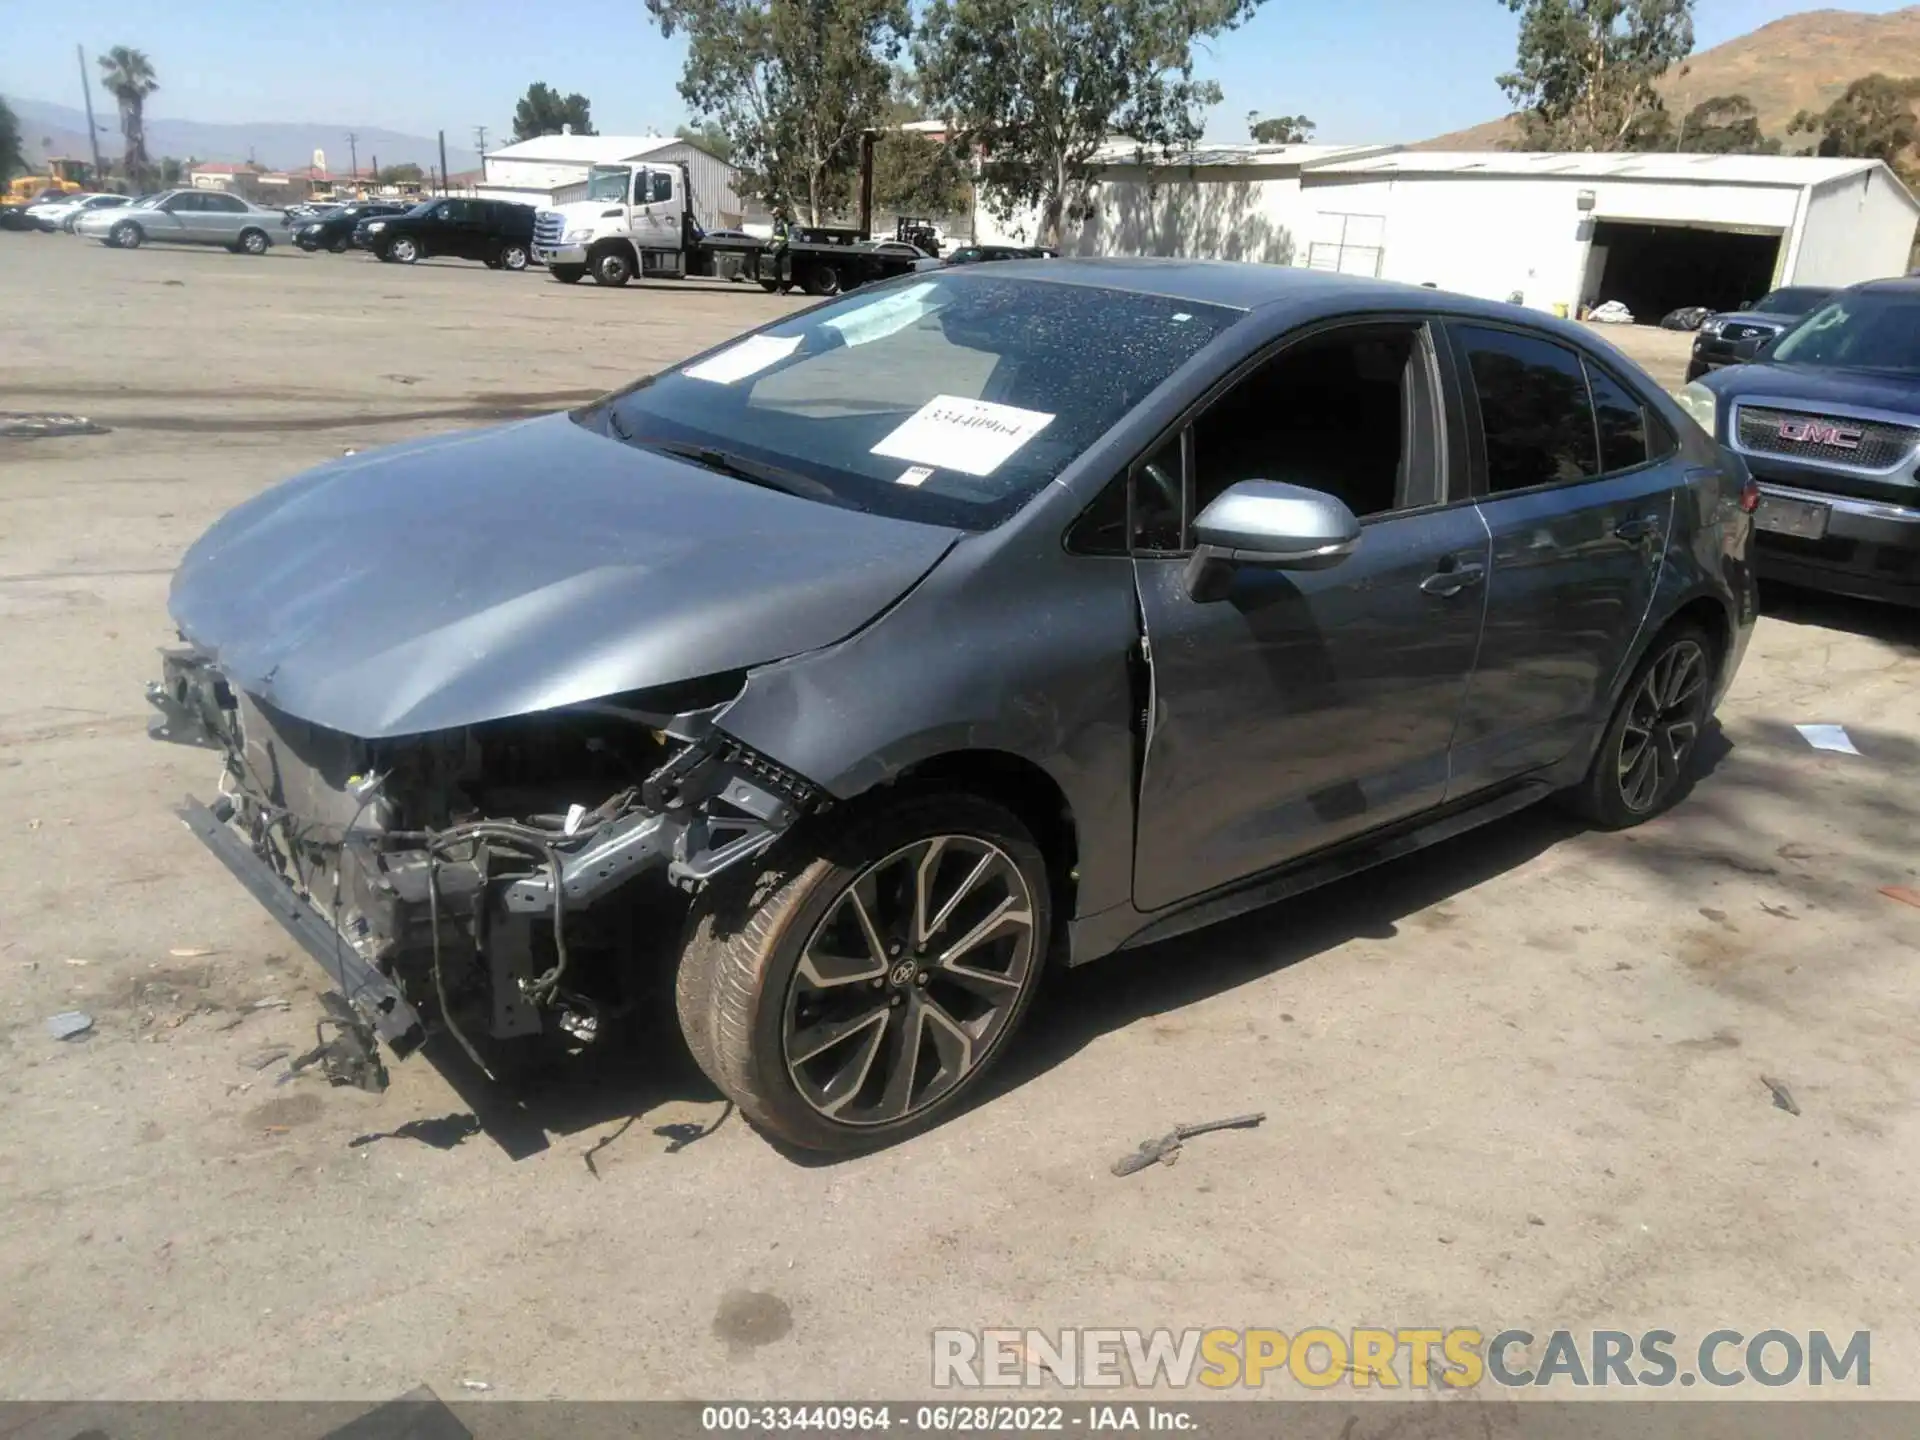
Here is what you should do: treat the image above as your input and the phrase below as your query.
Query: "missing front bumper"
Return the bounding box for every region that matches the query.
[173,795,427,1057]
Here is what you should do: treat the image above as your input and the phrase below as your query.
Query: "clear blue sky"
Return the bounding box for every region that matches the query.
[3,0,1910,147]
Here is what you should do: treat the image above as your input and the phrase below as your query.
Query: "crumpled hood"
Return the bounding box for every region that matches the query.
[170,413,959,738]
[1704,362,1920,414]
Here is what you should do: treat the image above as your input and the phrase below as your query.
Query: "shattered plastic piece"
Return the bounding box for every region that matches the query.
[1795,723,1861,755]
[46,1011,94,1041]
[1877,885,1920,910]
[563,803,588,837]
[0,412,112,439]
[250,996,291,1011]
[459,1379,492,1392]
[169,946,216,958]
[1761,1074,1801,1116]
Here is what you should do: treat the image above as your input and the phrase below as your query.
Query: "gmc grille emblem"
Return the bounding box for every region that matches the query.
[1778,418,1863,450]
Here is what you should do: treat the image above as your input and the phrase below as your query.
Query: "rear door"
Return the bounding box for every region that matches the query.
[200,191,249,243]
[1129,319,1491,910]
[1443,322,1679,794]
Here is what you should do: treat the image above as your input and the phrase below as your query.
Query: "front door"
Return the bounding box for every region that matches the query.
[1442,322,1677,793]
[1131,321,1490,912]
[152,191,199,240]
[634,167,679,249]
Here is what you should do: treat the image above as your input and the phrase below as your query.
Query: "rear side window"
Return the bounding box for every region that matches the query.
[209,193,246,212]
[1454,325,1598,493]
[1584,362,1649,473]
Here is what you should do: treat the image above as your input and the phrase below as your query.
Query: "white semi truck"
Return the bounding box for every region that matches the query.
[531,137,936,294]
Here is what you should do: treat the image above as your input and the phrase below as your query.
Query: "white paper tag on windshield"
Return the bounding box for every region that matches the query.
[825,283,940,348]
[871,395,1055,477]
[682,333,801,384]
[895,465,935,487]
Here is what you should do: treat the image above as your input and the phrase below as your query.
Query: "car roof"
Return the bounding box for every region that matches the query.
[1849,276,1920,297]
[974,256,1490,312]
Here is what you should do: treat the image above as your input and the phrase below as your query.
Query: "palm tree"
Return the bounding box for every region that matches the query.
[98,47,159,190]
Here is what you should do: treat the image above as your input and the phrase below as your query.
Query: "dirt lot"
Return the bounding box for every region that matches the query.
[3,238,1918,1406]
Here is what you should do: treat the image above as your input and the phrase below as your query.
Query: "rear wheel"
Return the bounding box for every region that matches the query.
[591,246,634,287]
[1563,624,1716,829]
[550,264,585,284]
[237,228,269,256]
[328,237,349,253]
[109,220,141,249]
[800,262,842,297]
[676,792,1050,1153]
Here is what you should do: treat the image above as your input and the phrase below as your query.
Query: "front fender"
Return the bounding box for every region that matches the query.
[714,533,1142,920]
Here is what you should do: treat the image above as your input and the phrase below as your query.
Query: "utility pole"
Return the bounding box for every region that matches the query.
[474,125,488,160]
[76,45,105,185]
[370,153,379,189]
[438,130,449,196]
[347,132,359,188]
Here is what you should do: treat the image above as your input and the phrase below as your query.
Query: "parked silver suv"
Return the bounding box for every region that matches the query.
[76,189,289,254]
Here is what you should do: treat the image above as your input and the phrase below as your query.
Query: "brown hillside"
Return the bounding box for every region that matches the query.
[1415,4,1920,149]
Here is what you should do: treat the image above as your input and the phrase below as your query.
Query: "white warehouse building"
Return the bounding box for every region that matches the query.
[476,132,748,230]
[982,143,1920,318]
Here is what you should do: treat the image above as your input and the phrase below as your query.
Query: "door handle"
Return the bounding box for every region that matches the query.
[1614,514,1661,543]
[1420,561,1485,598]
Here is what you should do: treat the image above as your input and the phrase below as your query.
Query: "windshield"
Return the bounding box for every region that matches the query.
[1768,293,1920,373]
[586,165,632,203]
[589,272,1239,530]
[1755,288,1830,316]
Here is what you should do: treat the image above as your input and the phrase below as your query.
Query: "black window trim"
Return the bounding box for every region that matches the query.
[1443,316,1679,501]
[1067,312,1469,560]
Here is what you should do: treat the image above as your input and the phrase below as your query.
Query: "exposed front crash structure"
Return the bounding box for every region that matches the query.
[149,647,819,1082]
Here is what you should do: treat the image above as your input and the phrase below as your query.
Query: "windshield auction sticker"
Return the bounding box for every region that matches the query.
[683,333,802,384]
[871,395,1055,477]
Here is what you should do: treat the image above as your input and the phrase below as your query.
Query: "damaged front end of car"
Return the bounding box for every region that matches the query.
[147,648,821,1088]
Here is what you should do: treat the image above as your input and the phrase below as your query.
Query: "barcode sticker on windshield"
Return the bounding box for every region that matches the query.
[895,465,935,487]
[682,333,801,384]
[871,396,1055,477]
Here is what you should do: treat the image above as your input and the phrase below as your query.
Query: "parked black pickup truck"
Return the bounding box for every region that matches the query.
[1684,278,1920,606]
[355,198,538,270]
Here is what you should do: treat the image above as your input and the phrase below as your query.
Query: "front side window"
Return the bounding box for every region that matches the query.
[646,170,674,205]
[1454,325,1598,493]
[1769,294,1920,373]
[589,273,1240,531]
[1191,323,1436,525]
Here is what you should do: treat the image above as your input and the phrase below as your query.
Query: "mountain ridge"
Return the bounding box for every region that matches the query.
[1416,5,1920,150]
[4,95,480,175]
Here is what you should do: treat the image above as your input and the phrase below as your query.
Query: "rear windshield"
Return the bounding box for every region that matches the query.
[1769,293,1920,373]
[586,272,1240,530]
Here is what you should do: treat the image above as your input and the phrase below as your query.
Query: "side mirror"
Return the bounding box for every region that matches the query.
[1183,480,1360,600]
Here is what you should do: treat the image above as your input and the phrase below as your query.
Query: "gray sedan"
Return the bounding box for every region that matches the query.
[76,188,289,254]
[149,262,1756,1152]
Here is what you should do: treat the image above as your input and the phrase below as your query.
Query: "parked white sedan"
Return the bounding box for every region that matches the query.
[31,193,132,232]
[76,189,290,254]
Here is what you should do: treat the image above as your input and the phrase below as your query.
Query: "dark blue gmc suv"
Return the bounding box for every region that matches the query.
[1683,278,1920,606]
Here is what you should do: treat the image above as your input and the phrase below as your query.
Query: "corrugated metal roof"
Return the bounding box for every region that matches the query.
[1092,140,1391,170]
[483,134,684,164]
[1309,149,1890,187]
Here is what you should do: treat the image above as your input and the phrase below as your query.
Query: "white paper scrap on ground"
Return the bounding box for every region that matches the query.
[871,395,1054,477]
[683,333,802,384]
[1795,723,1861,755]
[895,465,935,487]
[825,283,939,347]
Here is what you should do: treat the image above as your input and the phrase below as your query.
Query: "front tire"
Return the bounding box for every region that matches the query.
[591,246,634,286]
[1564,624,1715,829]
[676,792,1051,1153]
[388,236,420,263]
